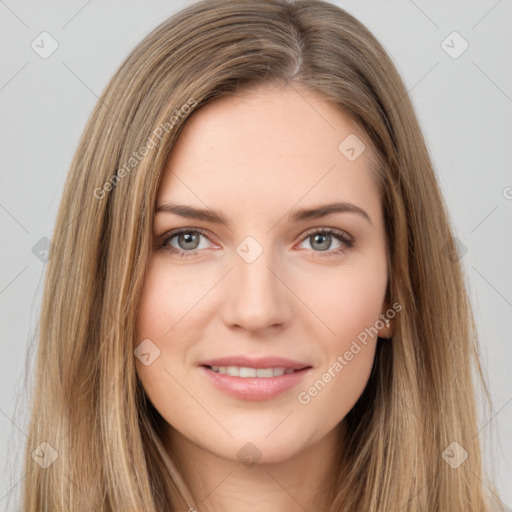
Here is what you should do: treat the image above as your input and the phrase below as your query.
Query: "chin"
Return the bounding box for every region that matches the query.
[218,429,315,466]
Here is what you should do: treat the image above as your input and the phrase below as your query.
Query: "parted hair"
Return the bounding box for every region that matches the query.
[18,0,503,510]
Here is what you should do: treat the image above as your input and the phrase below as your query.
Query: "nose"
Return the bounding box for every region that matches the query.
[220,246,292,334]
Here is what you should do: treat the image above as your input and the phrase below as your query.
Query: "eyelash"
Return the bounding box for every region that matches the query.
[157,227,354,259]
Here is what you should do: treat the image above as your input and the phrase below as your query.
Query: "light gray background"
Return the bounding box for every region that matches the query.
[1,1,511,510]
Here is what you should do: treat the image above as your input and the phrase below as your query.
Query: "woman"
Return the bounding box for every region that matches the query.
[20,0,505,510]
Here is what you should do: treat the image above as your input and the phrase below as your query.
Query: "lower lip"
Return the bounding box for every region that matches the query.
[198,366,312,401]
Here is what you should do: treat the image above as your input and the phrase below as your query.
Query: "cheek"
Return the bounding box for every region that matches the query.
[293,256,386,412]
[135,257,207,344]
[295,256,388,344]
[133,258,218,407]
[133,265,198,432]
[134,264,185,394]
[297,339,377,437]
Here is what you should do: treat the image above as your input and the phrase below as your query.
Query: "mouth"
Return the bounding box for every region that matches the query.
[198,359,313,400]
[203,365,306,377]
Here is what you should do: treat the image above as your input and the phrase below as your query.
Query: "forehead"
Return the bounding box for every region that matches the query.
[157,84,380,224]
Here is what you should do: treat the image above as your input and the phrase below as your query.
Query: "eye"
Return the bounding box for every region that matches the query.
[158,228,215,258]
[157,227,354,259]
[296,228,353,257]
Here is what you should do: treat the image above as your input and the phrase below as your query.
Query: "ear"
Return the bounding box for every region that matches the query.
[378,302,394,340]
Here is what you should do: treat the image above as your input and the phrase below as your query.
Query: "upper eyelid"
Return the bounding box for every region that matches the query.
[300,226,352,241]
[162,227,215,244]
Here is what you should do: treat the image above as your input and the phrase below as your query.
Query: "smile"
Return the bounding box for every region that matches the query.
[207,365,297,377]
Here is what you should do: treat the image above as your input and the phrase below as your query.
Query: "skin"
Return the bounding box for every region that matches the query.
[135,83,393,512]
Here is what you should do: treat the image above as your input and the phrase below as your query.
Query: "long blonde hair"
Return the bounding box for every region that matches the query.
[17,0,504,510]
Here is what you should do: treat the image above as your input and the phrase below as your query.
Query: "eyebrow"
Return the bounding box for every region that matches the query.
[155,201,372,226]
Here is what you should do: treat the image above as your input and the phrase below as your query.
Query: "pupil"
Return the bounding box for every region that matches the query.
[180,232,199,250]
[312,233,330,251]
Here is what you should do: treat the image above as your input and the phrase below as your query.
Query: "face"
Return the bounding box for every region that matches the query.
[135,83,392,465]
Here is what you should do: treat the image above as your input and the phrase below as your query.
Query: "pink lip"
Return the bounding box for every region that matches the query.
[198,356,312,401]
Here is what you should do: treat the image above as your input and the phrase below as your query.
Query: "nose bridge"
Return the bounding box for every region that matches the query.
[223,234,290,331]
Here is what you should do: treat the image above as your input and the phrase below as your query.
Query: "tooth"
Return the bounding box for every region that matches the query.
[239,367,257,377]
[209,365,299,377]
[226,366,240,377]
[256,368,274,378]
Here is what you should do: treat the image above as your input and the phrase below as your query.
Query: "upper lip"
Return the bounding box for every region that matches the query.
[199,356,311,370]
